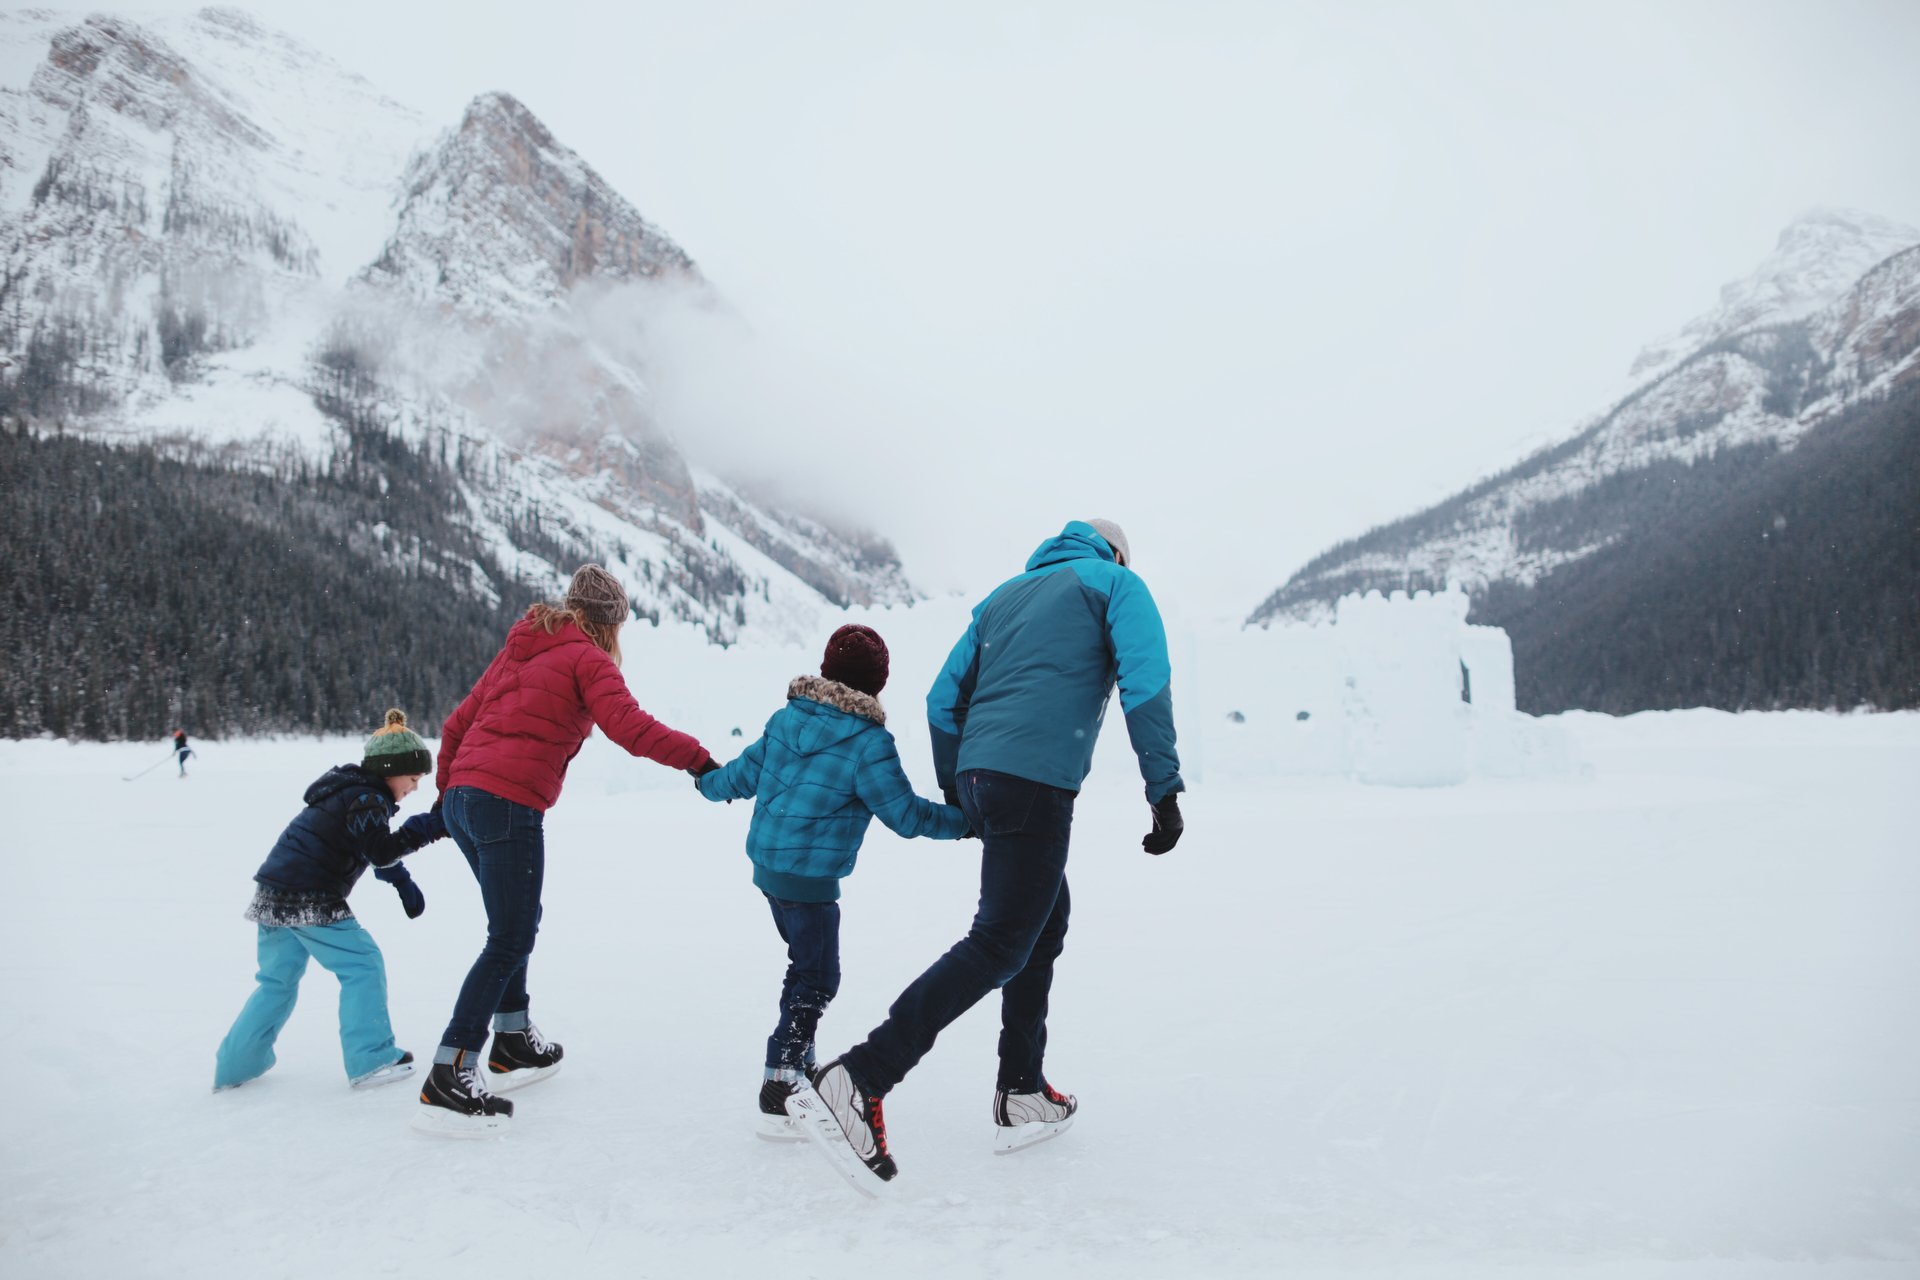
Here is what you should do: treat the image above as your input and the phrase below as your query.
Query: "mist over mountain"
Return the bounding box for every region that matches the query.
[1249,208,1920,713]
[0,8,912,738]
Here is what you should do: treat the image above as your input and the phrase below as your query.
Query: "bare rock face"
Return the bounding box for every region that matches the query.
[367,91,697,315]
[0,10,914,644]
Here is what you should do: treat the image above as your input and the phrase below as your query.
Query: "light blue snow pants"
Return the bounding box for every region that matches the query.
[214,920,400,1088]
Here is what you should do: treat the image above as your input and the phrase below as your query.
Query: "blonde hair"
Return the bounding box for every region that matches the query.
[526,602,623,666]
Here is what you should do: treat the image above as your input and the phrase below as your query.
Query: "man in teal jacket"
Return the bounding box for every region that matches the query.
[793,520,1185,1187]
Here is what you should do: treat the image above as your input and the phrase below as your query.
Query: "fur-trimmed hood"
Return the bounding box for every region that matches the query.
[788,675,886,726]
[694,670,968,899]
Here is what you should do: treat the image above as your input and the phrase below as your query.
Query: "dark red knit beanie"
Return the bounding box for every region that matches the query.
[821,624,889,696]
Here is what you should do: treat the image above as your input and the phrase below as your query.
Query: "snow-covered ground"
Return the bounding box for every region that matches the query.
[2,633,1916,1277]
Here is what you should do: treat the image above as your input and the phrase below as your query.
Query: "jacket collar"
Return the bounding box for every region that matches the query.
[1025,520,1117,573]
[787,674,886,726]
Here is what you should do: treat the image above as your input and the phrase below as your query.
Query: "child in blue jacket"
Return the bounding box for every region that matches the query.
[214,710,447,1092]
[695,624,968,1136]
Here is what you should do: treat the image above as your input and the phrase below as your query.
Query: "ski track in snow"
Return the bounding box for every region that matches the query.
[1,698,1916,1278]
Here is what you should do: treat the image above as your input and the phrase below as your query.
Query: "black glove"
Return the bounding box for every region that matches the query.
[689,755,722,779]
[1142,793,1184,855]
[373,863,426,919]
[399,811,445,849]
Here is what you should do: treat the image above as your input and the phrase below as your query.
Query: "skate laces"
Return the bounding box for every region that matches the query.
[867,1094,890,1155]
[524,1023,552,1055]
[455,1055,489,1097]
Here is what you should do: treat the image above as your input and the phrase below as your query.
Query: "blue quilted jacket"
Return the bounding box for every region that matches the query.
[696,676,968,902]
[928,521,1183,802]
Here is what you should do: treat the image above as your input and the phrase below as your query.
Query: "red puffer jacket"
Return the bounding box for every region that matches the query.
[437,614,710,812]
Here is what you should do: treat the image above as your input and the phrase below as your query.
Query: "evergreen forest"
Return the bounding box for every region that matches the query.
[0,419,574,740]
[1475,383,1920,713]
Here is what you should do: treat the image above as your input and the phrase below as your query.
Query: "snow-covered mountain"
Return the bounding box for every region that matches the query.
[1249,208,1920,627]
[0,7,912,648]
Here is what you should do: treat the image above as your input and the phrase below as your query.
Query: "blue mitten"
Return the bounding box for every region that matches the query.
[374,863,427,919]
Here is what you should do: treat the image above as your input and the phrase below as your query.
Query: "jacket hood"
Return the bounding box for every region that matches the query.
[1026,521,1119,573]
[505,615,594,661]
[782,675,884,756]
[304,764,390,810]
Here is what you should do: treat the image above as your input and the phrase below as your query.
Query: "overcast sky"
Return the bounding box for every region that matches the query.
[141,1,1920,617]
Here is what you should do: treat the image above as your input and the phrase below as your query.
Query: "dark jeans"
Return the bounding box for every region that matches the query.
[439,786,545,1053]
[844,768,1073,1096]
[764,894,842,1072]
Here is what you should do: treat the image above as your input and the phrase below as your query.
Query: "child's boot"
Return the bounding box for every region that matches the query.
[411,1049,512,1137]
[351,1050,415,1091]
[756,1067,811,1141]
[487,1022,563,1091]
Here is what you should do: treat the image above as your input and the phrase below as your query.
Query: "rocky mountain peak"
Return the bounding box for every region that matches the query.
[30,15,266,149]
[365,89,697,314]
[1630,206,1920,378]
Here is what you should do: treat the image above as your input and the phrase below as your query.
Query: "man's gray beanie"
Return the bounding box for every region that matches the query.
[1087,518,1130,567]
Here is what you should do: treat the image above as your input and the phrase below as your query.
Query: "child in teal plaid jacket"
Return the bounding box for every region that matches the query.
[695,624,967,1135]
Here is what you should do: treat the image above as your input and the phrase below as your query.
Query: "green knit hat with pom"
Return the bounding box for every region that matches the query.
[362,708,432,777]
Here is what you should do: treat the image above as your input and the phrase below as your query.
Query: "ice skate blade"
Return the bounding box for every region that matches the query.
[350,1062,416,1091]
[755,1111,805,1142]
[410,1105,510,1139]
[485,1061,560,1092]
[994,1114,1074,1154]
[784,1085,887,1198]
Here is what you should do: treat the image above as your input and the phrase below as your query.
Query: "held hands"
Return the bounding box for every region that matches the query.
[1142,793,1184,855]
[398,811,445,849]
[688,754,722,780]
[940,787,977,839]
[373,863,427,919]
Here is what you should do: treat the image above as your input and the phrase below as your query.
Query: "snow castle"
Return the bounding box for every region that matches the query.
[1198,587,1576,786]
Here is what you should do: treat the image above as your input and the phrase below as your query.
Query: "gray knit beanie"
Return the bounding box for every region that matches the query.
[565,564,630,626]
[1086,518,1130,567]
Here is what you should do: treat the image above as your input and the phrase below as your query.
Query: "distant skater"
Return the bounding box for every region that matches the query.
[416,565,716,1137]
[213,710,446,1092]
[693,624,969,1138]
[791,520,1187,1188]
[174,729,194,778]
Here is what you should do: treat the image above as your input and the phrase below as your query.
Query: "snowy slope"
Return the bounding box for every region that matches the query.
[0,8,911,642]
[1,610,1915,1277]
[1251,210,1920,625]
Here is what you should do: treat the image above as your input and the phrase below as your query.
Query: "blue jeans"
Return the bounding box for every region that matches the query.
[764,895,841,1073]
[844,769,1073,1096]
[439,786,545,1054]
[214,920,400,1086]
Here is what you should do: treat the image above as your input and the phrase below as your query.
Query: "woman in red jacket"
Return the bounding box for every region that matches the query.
[413,564,715,1137]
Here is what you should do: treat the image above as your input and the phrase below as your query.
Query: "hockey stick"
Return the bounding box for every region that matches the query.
[122,752,177,781]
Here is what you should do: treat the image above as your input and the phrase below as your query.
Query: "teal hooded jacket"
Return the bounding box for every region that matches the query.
[928,521,1183,802]
[697,675,968,902]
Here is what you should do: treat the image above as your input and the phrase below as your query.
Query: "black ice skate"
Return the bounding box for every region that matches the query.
[785,1058,896,1195]
[486,1023,563,1092]
[411,1049,512,1138]
[993,1080,1077,1154]
[757,1077,806,1141]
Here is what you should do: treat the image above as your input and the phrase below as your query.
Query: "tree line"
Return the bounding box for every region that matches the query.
[0,418,564,740]
[1476,381,1919,713]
